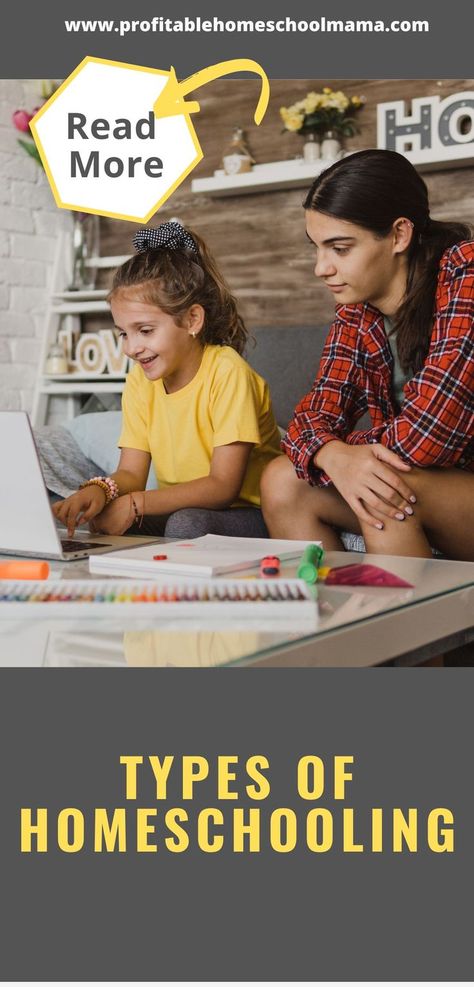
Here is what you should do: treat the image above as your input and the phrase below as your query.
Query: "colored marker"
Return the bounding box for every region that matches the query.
[0,561,49,581]
[317,567,331,581]
[260,555,280,577]
[297,544,324,584]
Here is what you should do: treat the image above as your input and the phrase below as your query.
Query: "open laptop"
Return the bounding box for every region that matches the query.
[0,412,161,560]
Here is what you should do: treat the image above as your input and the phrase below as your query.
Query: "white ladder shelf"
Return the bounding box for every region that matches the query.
[32,234,131,426]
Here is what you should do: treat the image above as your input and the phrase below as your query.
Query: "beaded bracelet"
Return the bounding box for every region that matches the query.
[80,475,119,504]
[130,492,145,528]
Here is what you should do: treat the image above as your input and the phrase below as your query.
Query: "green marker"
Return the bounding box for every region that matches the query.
[297,544,324,584]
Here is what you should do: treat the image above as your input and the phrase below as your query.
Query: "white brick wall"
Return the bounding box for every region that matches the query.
[0,80,70,413]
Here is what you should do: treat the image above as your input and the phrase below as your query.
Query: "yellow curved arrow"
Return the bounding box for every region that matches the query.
[153,59,270,125]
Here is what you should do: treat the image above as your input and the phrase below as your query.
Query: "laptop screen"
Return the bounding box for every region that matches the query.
[0,412,63,555]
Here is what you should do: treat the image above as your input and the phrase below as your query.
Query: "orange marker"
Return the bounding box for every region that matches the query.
[0,561,50,581]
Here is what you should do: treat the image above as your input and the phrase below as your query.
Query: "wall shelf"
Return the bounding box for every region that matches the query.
[40,381,125,395]
[51,301,111,315]
[43,373,126,382]
[191,157,338,197]
[191,149,474,199]
[53,289,109,302]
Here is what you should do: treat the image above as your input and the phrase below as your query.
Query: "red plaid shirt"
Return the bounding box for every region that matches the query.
[282,241,474,485]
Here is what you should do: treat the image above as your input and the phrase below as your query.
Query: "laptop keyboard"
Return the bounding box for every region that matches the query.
[60,539,111,552]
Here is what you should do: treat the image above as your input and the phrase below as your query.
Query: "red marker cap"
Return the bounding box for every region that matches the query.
[260,555,281,577]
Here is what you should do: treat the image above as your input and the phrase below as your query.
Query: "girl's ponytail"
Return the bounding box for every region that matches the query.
[189,229,248,354]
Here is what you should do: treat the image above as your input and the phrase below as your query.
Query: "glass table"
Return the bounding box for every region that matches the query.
[1,550,473,667]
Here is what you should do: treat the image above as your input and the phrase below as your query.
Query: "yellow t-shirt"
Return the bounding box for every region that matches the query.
[118,344,282,507]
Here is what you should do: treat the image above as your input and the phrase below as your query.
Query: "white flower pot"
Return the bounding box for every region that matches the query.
[321,132,342,159]
[303,135,321,163]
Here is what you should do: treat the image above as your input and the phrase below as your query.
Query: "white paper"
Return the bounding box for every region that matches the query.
[89,534,321,578]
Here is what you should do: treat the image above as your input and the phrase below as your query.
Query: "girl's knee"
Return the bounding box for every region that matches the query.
[165,508,211,539]
[260,455,299,510]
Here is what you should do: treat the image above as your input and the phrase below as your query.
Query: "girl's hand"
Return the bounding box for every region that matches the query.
[52,486,107,537]
[89,494,135,536]
[316,442,416,529]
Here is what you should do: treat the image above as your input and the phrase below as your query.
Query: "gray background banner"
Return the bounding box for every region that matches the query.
[2,1,474,981]
[1,669,473,981]
[1,0,472,79]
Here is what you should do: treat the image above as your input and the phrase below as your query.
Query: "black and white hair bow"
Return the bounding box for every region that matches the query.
[132,221,197,255]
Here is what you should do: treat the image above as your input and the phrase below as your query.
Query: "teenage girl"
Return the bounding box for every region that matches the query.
[53,222,281,538]
[261,149,474,560]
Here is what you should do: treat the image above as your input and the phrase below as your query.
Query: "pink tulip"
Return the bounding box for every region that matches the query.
[12,109,33,133]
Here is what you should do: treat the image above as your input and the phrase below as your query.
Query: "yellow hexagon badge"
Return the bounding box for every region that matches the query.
[30,56,202,223]
[30,56,270,223]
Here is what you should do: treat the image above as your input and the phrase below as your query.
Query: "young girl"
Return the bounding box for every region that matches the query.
[53,221,281,539]
[261,149,474,560]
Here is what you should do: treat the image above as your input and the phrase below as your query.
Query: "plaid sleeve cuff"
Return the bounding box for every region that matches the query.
[281,429,336,486]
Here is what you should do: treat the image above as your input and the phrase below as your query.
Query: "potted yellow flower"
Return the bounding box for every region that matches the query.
[280,87,365,162]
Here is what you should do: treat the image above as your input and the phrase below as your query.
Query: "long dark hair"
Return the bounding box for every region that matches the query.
[303,149,472,373]
[109,225,248,355]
